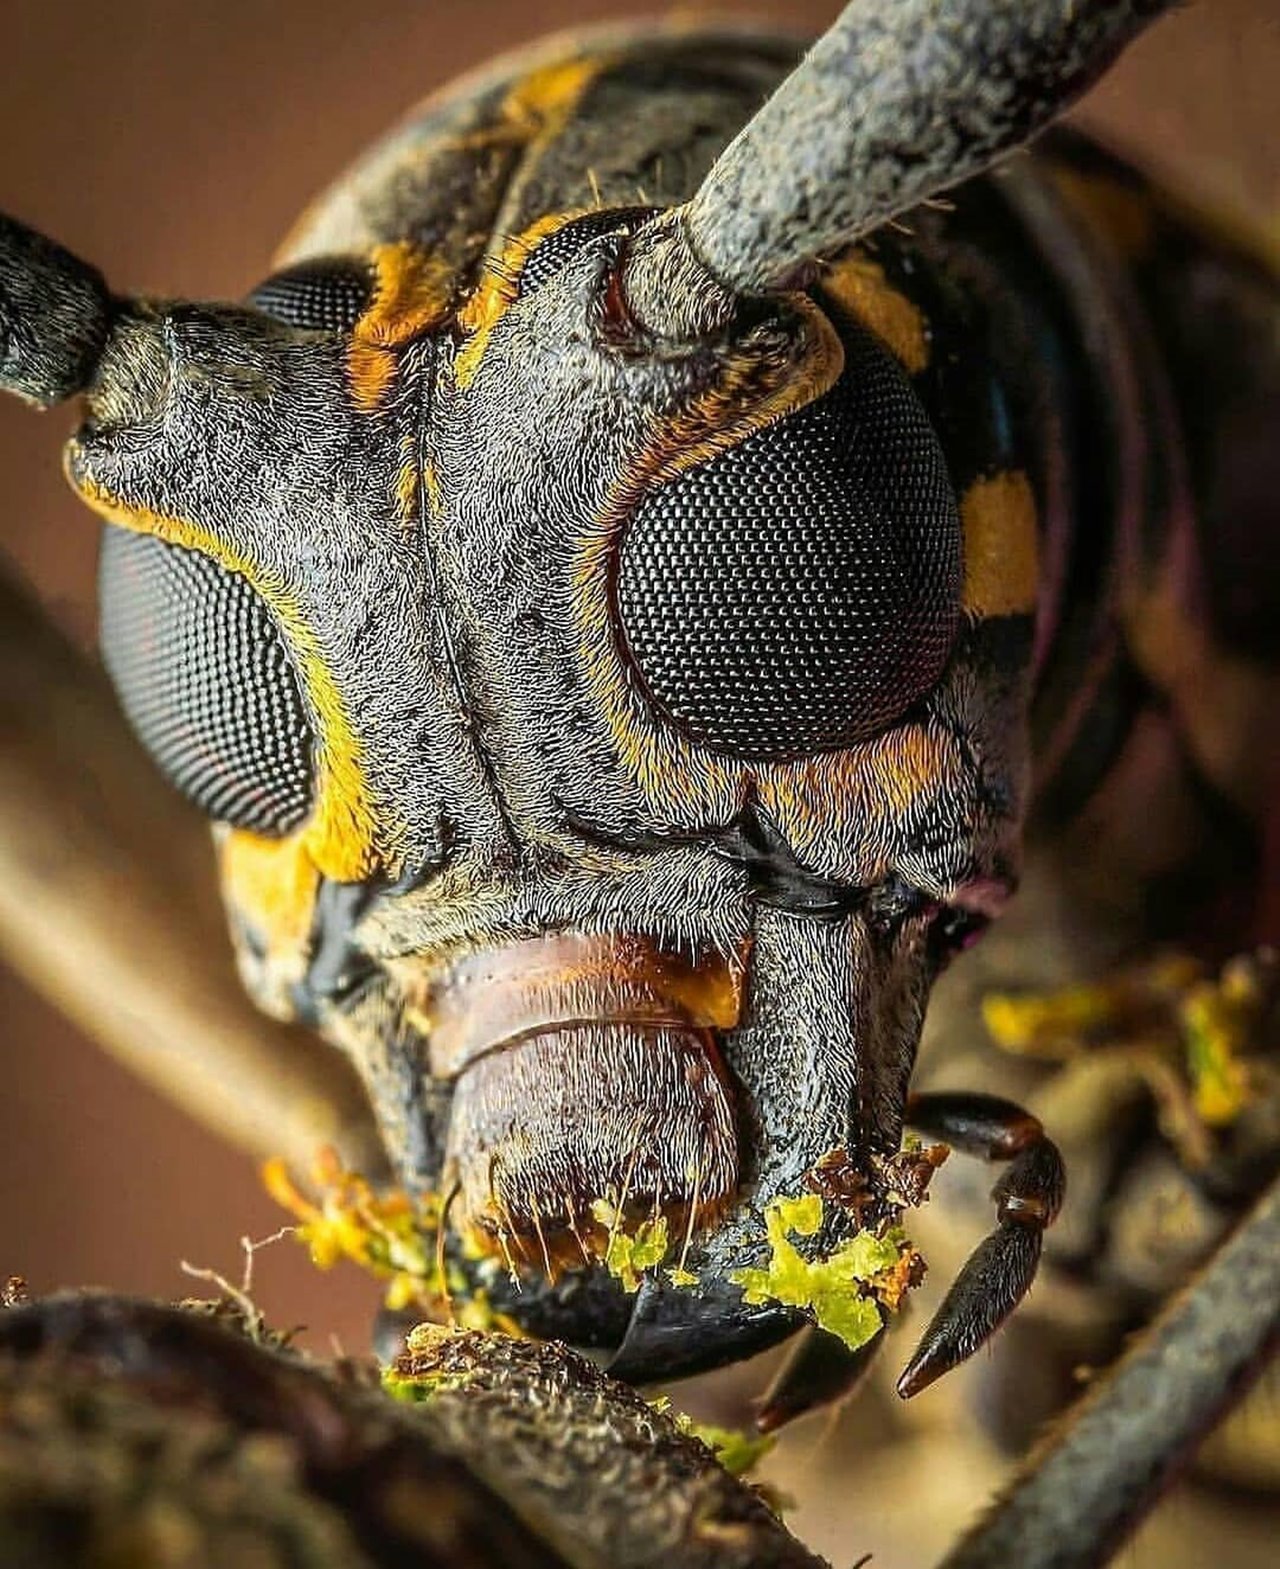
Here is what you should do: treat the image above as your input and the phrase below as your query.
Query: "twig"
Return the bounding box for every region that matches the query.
[936,1171,1280,1569]
[0,1292,829,1568]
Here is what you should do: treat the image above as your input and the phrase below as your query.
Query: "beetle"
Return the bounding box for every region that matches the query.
[1,0,1275,1421]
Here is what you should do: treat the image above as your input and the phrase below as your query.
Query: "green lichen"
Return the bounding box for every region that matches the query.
[381,1359,471,1402]
[589,1202,671,1291]
[1181,971,1253,1127]
[647,1398,775,1481]
[730,1193,917,1352]
[676,1418,776,1477]
[981,950,1273,1139]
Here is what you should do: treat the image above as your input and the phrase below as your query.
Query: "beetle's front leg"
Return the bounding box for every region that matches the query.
[897,1091,1066,1398]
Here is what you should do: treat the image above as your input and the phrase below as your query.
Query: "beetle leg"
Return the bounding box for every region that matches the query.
[897,1091,1066,1399]
[755,1321,885,1433]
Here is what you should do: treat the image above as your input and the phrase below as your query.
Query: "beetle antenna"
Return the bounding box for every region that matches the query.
[0,213,110,407]
[623,0,1174,339]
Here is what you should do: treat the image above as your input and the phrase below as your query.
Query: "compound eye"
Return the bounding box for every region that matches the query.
[98,530,314,835]
[247,258,372,332]
[517,207,658,295]
[616,320,962,760]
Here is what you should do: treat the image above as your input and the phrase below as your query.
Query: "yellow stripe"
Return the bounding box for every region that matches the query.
[422,459,444,520]
[453,212,571,390]
[219,826,321,989]
[348,243,454,412]
[960,471,1039,618]
[453,57,607,392]
[822,253,930,375]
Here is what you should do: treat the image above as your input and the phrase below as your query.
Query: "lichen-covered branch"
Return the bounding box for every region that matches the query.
[0,1291,828,1569]
[387,1324,828,1569]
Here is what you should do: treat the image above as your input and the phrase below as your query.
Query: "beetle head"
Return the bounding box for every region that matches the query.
[36,209,1025,1373]
[0,0,1170,1379]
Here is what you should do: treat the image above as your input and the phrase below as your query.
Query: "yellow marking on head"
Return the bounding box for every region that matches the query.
[822,253,929,375]
[501,57,600,126]
[961,471,1039,618]
[756,722,961,880]
[453,212,569,390]
[422,460,444,521]
[453,57,606,392]
[348,243,454,413]
[574,295,845,809]
[75,476,382,882]
[220,827,320,984]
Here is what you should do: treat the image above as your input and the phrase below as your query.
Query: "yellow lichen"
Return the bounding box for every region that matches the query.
[982,950,1273,1142]
[1181,973,1253,1126]
[264,1148,436,1295]
[981,982,1132,1055]
[263,1148,522,1337]
[675,1417,776,1478]
[730,1195,920,1353]
[380,1322,478,1402]
[589,1201,671,1292]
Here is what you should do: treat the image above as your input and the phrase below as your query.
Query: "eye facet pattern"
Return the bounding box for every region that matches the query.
[616,319,962,760]
[247,258,373,332]
[98,529,315,835]
[517,206,657,295]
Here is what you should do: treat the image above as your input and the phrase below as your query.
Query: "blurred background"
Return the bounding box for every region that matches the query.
[2,2,1278,1564]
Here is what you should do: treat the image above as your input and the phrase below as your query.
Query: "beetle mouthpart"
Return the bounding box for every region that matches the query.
[418,934,744,1273]
[607,1272,802,1385]
[0,212,111,408]
[446,1021,738,1272]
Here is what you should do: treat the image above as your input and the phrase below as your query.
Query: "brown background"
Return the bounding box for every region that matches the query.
[2,2,1278,1563]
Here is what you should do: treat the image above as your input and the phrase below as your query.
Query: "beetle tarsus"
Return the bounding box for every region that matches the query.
[897,1220,1043,1399]
[897,1091,1065,1399]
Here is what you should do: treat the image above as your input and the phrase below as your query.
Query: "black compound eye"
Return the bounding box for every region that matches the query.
[98,529,314,835]
[616,318,962,760]
[517,207,658,295]
[247,258,372,332]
